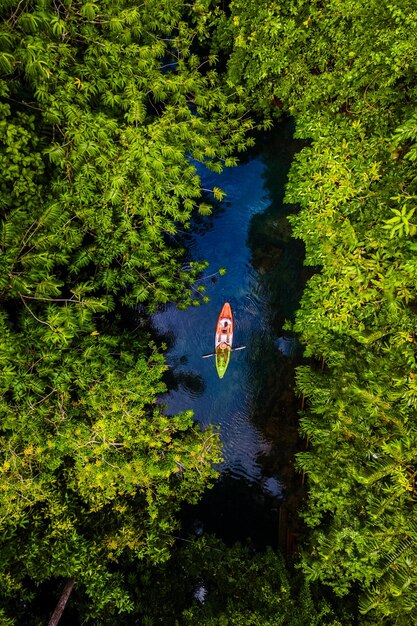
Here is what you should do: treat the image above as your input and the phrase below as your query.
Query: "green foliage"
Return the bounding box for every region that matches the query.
[6,0,417,622]
[178,540,344,626]
[226,0,417,124]
[0,0,258,620]
[0,313,222,620]
[0,0,255,314]
[93,537,346,625]
[219,0,417,623]
[383,205,417,239]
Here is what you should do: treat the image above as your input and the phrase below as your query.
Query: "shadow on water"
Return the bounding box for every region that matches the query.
[153,118,308,549]
[181,472,281,549]
[164,367,206,398]
[245,123,310,547]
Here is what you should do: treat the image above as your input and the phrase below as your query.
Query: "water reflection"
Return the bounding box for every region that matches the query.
[164,364,206,398]
[153,155,273,484]
[181,472,281,548]
[153,120,306,542]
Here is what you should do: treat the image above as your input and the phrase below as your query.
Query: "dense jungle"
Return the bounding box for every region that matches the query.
[1,0,417,624]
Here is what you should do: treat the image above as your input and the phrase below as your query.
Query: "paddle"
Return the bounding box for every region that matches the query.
[201,346,246,359]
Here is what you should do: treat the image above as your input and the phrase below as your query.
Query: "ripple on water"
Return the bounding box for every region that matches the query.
[152,152,295,488]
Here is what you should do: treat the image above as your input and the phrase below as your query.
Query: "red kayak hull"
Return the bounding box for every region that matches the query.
[215,303,233,378]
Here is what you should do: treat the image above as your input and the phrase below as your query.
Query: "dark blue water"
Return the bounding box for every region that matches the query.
[153,121,305,543]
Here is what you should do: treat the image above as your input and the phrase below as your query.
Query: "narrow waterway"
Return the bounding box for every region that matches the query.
[153,120,306,547]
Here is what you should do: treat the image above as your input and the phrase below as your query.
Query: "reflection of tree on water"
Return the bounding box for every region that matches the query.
[245,119,308,551]
[180,473,281,549]
[188,197,228,237]
[152,119,308,551]
[149,322,207,398]
[252,355,307,551]
[165,368,206,398]
[246,328,306,550]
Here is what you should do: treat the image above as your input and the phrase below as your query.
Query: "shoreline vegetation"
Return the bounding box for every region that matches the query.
[1,0,417,624]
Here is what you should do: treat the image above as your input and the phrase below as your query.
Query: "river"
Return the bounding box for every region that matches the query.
[153,119,306,547]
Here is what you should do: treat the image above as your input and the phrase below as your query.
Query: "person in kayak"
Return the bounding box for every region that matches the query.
[220,320,231,338]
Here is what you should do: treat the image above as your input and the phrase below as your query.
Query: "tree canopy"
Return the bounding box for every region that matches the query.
[0,0,258,620]
[3,0,417,623]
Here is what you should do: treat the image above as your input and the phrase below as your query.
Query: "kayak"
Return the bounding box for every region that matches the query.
[215,302,233,379]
